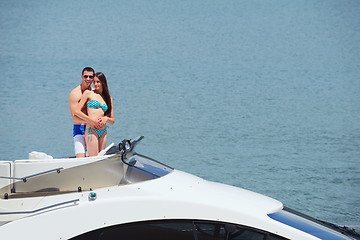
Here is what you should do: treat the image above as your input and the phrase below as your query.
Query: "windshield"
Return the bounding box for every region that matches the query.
[122,153,173,180]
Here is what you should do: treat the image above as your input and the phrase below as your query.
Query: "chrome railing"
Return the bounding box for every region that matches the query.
[0,167,63,182]
[0,198,79,215]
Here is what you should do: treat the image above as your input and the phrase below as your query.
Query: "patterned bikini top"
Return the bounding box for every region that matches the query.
[87,100,108,112]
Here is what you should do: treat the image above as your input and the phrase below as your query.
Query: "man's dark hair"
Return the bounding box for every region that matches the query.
[82,67,95,75]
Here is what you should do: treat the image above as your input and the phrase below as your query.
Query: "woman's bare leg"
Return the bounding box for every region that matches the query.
[85,130,99,157]
[98,133,107,151]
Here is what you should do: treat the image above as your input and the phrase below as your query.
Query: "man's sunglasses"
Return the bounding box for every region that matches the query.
[83,75,94,79]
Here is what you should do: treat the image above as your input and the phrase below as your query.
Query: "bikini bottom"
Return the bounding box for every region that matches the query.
[87,126,107,139]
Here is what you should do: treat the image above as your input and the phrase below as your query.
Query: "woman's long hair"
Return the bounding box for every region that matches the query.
[95,72,112,116]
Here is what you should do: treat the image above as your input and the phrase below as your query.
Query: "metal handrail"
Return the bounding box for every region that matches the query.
[0,167,63,182]
[0,198,79,215]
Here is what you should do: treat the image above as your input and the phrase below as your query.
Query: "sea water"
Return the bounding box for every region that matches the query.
[0,0,359,226]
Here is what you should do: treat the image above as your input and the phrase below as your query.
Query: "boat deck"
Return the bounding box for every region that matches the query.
[0,152,172,200]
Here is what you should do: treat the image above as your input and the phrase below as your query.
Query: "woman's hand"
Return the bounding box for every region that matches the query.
[98,116,108,126]
[89,117,103,129]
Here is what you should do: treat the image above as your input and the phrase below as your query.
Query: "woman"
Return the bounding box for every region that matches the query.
[75,72,115,156]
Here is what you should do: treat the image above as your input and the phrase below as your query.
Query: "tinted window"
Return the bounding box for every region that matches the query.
[193,222,268,240]
[268,208,356,240]
[70,220,288,240]
[72,221,193,240]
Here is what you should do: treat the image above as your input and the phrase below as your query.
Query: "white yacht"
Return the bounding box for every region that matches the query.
[0,137,358,240]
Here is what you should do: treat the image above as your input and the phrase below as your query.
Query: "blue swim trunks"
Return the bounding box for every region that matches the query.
[73,124,86,137]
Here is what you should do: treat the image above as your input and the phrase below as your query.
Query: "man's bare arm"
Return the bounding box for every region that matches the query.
[72,90,102,129]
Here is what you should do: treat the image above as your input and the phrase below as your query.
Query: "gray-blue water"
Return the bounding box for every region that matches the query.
[1,0,359,227]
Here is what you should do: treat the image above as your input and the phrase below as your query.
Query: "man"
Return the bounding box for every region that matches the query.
[69,67,102,157]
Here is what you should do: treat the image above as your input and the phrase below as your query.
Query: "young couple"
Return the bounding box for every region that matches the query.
[69,67,115,157]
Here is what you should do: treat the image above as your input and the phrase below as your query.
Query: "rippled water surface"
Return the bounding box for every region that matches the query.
[0,0,359,226]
